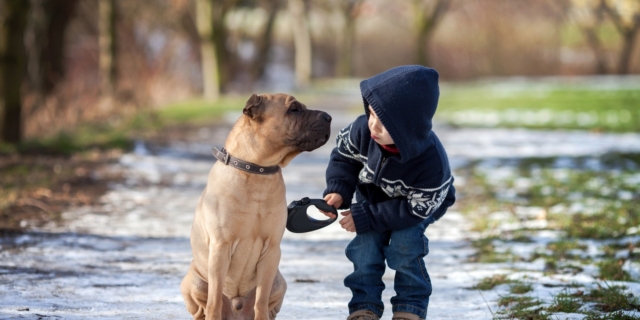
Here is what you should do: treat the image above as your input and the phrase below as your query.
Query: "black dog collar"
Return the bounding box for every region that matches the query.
[212,147,280,175]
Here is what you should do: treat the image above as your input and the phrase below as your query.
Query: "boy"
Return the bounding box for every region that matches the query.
[322,65,456,320]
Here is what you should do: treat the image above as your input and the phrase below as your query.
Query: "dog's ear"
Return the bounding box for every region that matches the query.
[243,93,263,119]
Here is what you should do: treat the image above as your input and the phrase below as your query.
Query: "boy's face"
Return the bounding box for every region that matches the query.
[368,106,394,145]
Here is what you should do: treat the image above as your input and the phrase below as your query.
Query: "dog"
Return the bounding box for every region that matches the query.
[181,93,332,320]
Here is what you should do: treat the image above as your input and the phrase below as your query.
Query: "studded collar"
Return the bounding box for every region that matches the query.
[212,147,280,175]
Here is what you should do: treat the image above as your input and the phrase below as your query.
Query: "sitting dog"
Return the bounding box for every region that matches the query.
[181,93,332,320]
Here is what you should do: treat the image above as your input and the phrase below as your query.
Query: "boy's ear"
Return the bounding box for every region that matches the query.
[243,93,263,119]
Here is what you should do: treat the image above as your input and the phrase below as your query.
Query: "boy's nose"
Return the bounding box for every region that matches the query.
[371,120,382,131]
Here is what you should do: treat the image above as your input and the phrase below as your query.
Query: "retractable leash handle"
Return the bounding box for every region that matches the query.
[286,197,338,233]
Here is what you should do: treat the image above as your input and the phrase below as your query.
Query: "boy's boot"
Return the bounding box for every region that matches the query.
[347,310,380,320]
[392,312,424,320]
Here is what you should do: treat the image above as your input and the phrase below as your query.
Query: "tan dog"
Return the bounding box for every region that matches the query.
[181,93,332,320]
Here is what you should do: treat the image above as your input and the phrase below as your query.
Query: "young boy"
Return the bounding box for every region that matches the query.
[322,65,456,320]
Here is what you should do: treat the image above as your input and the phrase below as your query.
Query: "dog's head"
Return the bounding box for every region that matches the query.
[242,93,331,152]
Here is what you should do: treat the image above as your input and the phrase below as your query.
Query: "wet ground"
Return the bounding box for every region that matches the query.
[2,92,640,319]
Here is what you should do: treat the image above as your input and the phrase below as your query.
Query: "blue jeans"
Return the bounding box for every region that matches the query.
[344,219,432,319]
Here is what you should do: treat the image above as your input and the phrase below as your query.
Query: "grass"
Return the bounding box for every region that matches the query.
[547,289,583,313]
[585,312,640,320]
[492,285,640,319]
[546,240,588,261]
[0,96,246,156]
[585,284,640,313]
[495,295,548,320]
[460,154,640,318]
[598,259,632,281]
[472,274,511,290]
[437,83,640,132]
[468,237,516,263]
[510,281,534,295]
[153,97,245,125]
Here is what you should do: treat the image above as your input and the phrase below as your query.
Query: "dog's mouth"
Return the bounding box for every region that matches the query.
[290,110,331,152]
[296,132,330,152]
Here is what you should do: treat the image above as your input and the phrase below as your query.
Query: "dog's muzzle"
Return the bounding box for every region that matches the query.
[296,111,332,151]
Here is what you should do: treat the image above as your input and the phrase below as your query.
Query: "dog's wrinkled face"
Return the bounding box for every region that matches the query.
[243,93,332,152]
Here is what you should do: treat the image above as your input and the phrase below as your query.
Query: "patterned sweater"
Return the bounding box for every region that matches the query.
[323,65,456,234]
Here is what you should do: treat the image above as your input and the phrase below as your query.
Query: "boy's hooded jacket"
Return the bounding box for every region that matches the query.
[324,65,456,234]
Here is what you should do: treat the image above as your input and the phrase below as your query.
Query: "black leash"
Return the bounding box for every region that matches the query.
[286,197,338,233]
[212,147,280,175]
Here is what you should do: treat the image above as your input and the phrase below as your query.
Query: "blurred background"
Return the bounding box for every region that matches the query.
[1,0,639,148]
[1,1,640,318]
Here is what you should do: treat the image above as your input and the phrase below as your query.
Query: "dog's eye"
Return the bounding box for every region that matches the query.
[289,103,301,113]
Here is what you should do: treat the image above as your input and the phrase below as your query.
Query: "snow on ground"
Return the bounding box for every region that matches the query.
[2,94,640,319]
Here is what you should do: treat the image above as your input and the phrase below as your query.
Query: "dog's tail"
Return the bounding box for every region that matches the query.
[231,297,244,311]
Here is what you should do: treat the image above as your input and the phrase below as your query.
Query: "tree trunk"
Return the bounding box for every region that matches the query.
[601,3,640,75]
[617,29,638,75]
[413,0,449,67]
[415,13,432,68]
[0,0,29,144]
[583,27,608,74]
[251,0,279,82]
[335,0,360,78]
[195,0,220,101]
[288,0,312,88]
[99,0,117,96]
[42,0,77,93]
[25,0,46,99]
[212,0,232,91]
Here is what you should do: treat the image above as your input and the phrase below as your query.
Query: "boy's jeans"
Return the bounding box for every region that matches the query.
[344,219,432,319]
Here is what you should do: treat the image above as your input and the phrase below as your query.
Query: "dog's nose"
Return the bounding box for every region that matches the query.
[322,113,332,122]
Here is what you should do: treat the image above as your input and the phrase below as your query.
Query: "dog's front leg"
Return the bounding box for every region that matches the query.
[253,246,281,320]
[205,243,230,320]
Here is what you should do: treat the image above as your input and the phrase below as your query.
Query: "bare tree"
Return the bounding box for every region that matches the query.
[194,0,238,101]
[43,0,78,93]
[413,0,450,67]
[195,0,220,101]
[601,0,640,74]
[251,0,281,82]
[567,0,609,74]
[0,0,29,144]
[288,0,312,88]
[99,0,117,95]
[333,0,363,78]
[568,0,640,74]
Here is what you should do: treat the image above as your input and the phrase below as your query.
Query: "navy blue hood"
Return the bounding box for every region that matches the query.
[360,65,440,162]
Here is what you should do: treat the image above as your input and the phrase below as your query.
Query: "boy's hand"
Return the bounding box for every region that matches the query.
[339,211,356,232]
[319,193,343,219]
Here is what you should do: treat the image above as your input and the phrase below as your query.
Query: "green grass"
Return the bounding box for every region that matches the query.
[598,259,633,281]
[585,311,640,320]
[437,84,640,132]
[154,97,245,124]
[510,281,534,295]
[468,237,516,263]
[460,155,640,318]
[492,286,640,319]
[585,284,640,313]
[547,289,583,313]
[472,274,511,290]
[0,96,246,156]
[496,295,548,320]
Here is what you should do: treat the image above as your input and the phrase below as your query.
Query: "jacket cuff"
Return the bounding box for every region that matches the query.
[323,182,354,209]
[350,202,372,234]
